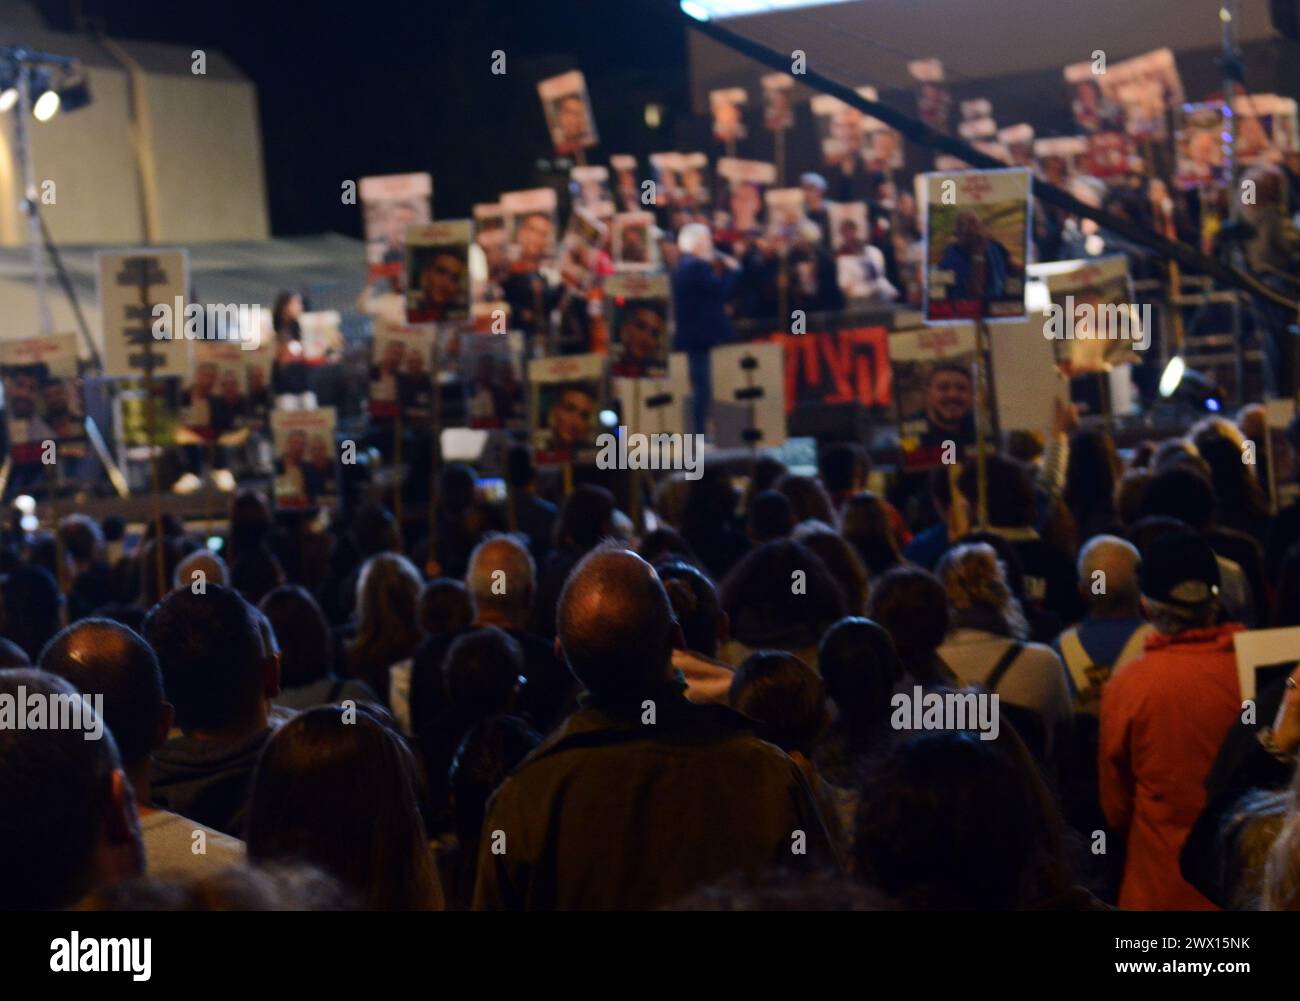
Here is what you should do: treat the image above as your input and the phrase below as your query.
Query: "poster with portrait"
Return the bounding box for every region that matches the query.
[559,207,608,292]
[716,158,777,236]
[999,125,1035,168]
[474,203,510,295]
[611,211,658,272]
[1032,255,1143,376]
[502,188,558,272]
[1084,132,1132,178]
[360,173,433,292]
[761,73,795,131]
[570,164,614,218]
[117,378,181,449]
[369,320,433,422]
[96,248,191,379]
[889,324,977,470]
[538,70,599,156]
[1232,93,1300,164]
[0,333,86,463]
[180,341,250,441]
[297,311,343,364]
[909,58,952,136]
[607,273,670,378]
[1176,104,1228,189]
[828,201,868,255]
[610,154,641,212]
[764,188,806,239]
[710,87,748,144]
[529,353,607,464]
[710,341,786,450]
[242,342,274,430]
[271,407,338,511]
[811,93,866,169]
[923,167,1031,322]
[1034,136,1089,180]
[462,331,527,430]
[1065,48,1183,139]
[989,317,1070,434]
[614,352,690,436]
[405,220,473,323]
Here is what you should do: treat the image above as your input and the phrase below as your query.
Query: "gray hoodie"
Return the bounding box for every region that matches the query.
[151,727,272,839]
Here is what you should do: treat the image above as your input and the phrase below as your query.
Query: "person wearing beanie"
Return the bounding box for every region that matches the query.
[1099,531,1244,910]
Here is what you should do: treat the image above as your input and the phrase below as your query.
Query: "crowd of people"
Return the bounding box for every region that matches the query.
[5,400,1300,912]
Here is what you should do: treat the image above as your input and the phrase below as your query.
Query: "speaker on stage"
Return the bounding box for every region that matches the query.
[1272,0,1300,40]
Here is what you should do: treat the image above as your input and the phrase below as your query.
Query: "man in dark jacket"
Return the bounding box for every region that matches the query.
[671,223,740,436]
[143,585,281,838]
[473,547,835,910]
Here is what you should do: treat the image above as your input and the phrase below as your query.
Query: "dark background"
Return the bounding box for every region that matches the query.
[36,0,692,236]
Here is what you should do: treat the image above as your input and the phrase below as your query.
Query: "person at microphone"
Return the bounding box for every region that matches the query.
[671,224,740,437]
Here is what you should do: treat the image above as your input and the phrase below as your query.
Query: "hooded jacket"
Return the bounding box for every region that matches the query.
[151,727,273,839]
[473,681,836,910]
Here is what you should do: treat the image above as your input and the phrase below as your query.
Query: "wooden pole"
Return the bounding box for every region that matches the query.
[427,325,443,557]
[974,316,990,530]
[139,271,166,598]
[393,407,404,532]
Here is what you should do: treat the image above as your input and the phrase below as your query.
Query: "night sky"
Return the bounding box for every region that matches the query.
[42,0,690,237]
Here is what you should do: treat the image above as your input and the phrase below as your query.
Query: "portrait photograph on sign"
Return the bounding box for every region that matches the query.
[889,324,978,470]
[529,353,606,464]
[923,167,1031,322]
[0,333,87,463]
[272,407,338,510]
[607,273,670,378]
[405,220,473,323]
[369,321,434,421]
[538,70,599,156]
[502,188,559,272]
[463,331,527,430]
[360,173,433,291]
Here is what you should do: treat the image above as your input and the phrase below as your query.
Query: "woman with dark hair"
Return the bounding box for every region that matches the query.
[775,472,837,527]
[531,484,618,639]
[1063,428,1122,544]
[270,290,310,398]
[345,553,425,698]
[227,489,273,565]
[1191,418,1270,545]
[678,467,749,581]
[718,539,846,671]
[657,560,733,703]
[229,546,286,607]
[865,566,954,687]
[261,585,375,711]
[816,616,904,785]
[840,492,905,577]
[246,704,443,910]
[636,527,697,567]
[853,729,1096,910]
[794,523,870,615]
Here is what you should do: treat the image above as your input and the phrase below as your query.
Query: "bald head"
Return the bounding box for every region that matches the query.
[39,618,165,767]
[467,534,536,626]
[557,548,675,697]
[175,549,229,592]
[1078,535,1141,616]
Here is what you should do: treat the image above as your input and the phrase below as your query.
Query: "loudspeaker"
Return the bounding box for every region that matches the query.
[1272,0,1299,40]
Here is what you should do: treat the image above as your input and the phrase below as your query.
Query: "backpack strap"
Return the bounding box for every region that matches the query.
[1058,627,1090,695]
[1113,624,1153,670]
[985,641,1024,694]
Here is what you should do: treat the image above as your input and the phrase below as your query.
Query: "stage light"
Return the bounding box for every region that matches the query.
[13,495,35,515]
[680,1,711,21]
[20,514,38,533]
[0,87,16,113]
[644,103,663,129]
[599,409,618,427]
[1159,355,1185,397]
[32,87,59,122]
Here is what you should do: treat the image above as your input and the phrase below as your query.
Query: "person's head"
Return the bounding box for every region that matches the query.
[174,548,229,592]
[38,619,169,776]
[953,209,986,250]
[467,534,535,628]
[439,463,478,515]
[677,222,714,260]
[957,453,1037,529]
[924,363,974,433]
[272,291,303,333]
[516,213,553,260]
[1138,530,1221,634]
[547,384,596,447]
[719,539,847,653]
[937,542,1028,640]
[419,250,464,308]
[557,547,676,699]
[747,489,795,543]
[775,473,837,527]
[229,489,272,558]
[449,714,541,853]
[840,492,903,577]
[1138,464,1216,533]
[1076,535,1141,618]
[351,502,400,558]
[246,704,442,910]
[1190,417,1268,519]
[3,564,62,662]
[657,560,727,658]
[230,546,286,607]
[352,554,425,662]
[419,578,473,636]
[866,566,949,681]
[259,586,334,689]
[1115,469,1152,527]
[800,171,828,209]
[818,442,869,499]
[443,626,522,724]
[819,616,904,734]
[730,651,826,758]
[619,305,665,362]
[555,93,587,140]
[636,528,696,566]
[1064,428,1120,515]
[793,523,870,615]
[558,484,616,551]
[143,584,278,735]
[852,729,1065,909]
[60,513,102,566]
[506,443,537,489]
[0,669,143,908]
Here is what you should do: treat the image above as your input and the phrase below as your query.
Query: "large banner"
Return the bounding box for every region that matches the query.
[96,249,191,379]
[923,168,1030,323]
[1064,48,1183,139]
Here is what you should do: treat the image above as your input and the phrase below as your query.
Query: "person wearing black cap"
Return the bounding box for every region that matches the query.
[1099,531,1244,910]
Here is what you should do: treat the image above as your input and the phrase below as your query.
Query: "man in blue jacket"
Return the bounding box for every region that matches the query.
[671,223,740,436]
